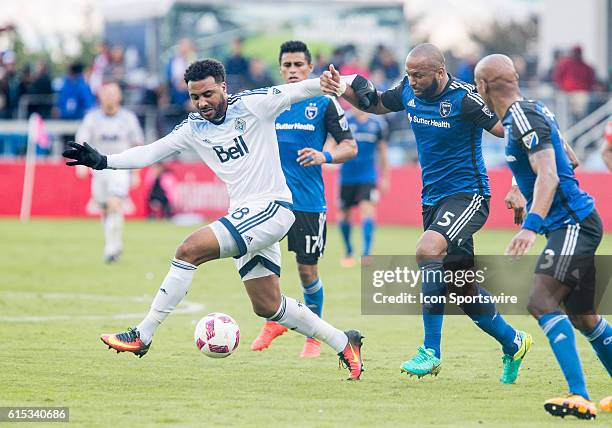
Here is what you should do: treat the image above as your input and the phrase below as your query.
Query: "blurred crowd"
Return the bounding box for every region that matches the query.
[0,37,609,164]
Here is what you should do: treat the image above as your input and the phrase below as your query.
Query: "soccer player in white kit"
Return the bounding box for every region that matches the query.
[75,82,144,263]
[63,59,364,380]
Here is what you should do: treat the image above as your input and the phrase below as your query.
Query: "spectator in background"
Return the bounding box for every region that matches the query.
[456,54,478,84]
[245,58,274,89]
[340,52,369,79]
[312,52,329,76]
[89,41,111,95]
[27,60,53,118]
[225,38,250,91]
[56,62,94,120]
[553,46,596,92]
[166,38,196,108]
[0,51,24,119]
[370,45,400,82]
[553,46,597,121]
[105,45,127,88]
[145,163,177,219]
[543,48,563,84]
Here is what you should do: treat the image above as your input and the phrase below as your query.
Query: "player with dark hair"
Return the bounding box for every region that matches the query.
[63,58,364,380]
[322,43,531,382]
[250,40,357,358]
[475,54,611,420]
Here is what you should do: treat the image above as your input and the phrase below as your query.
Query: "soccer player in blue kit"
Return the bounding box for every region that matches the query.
[251,41,357,358]
[338,108,389,267]
[475,54,612,420]
[324,43,532,382]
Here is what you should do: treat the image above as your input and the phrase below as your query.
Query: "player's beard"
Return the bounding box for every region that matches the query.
[420,78,439,100]
[203,94,228,124]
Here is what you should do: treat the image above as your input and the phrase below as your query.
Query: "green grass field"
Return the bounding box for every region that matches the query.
[1,219,610,427]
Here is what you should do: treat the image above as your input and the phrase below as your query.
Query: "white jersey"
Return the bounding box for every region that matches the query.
[76,107,144,154]
[106,80,330,210]
[165,88,293,209]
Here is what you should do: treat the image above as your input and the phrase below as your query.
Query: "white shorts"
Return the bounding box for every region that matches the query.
[209,200,295,280]
[91,170,131,205]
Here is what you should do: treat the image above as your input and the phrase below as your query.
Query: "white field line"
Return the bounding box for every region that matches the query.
[0,291,204,322]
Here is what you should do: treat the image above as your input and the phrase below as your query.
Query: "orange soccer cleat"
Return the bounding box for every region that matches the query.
[340,257,355,268]
[300,338,321,358]
[544,394,597,420]
[338,330,364,380]
[250,321,288,351]
[101,327,150,358]
[600,396,611,412]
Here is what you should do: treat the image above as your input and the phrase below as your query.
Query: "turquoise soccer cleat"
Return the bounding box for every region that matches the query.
[400,346,442,378]
[500,330,533,384]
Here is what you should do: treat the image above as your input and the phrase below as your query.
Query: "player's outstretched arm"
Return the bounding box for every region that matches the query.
[63,135,180,170]
[63,142,107,169]
[321,65,391,115]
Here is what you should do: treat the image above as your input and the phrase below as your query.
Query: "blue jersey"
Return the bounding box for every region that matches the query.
[381,75,497,205]
[503,100,594,234]
[340,114,386,184]
[276,95,352,212]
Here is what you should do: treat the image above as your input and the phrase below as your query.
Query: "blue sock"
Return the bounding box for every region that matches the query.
[302,277,323,318]
[582,316,612,376]
[461,287,519,356]
[362,217,375,256]
[339,220,352,256]
[420,259,445,358]
[539,312,589,399]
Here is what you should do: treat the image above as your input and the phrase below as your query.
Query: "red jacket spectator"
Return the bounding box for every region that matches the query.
[553,46,596,92]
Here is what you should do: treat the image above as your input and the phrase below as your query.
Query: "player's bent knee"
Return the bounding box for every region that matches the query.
[568,313,599,333]
[415,233,447,261]
[175,240,216,266]
[298,264,318,284]
[106,197,123,213]
[252,301,278,319]
[526,296,555,318]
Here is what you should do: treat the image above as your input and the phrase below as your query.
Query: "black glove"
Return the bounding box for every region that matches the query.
[62,142,107,170]
[350,75,378,110]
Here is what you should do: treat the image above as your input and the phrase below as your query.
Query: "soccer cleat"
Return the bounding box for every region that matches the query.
[400,346,441,378]
[544,395,597,420]
[500,330,533,384]
[340,257,355,268]
[338,330,364,380]
[300,338,321,358]
[250,321,288,351]
[600,396,611,412]
[361,255,373,266]
[100,327,150,358]
[104,252,121,264]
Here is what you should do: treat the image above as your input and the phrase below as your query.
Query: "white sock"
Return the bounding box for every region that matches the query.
[137,259,197,344]
[269,295,348,353]
[104,211,124,256]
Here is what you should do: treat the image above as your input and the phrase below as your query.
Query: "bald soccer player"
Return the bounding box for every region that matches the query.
[475,54,612,420]
[75,82,144,263]
[323,43,531,382]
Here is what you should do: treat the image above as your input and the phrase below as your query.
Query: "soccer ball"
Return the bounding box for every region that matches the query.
[194,312,240,358]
